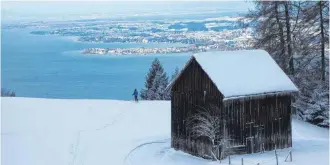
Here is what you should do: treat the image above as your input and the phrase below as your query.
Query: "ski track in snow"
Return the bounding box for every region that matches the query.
[124,139,171,165]
[70,131,81,165]
[70,110,129,165]
[93,110,128,131]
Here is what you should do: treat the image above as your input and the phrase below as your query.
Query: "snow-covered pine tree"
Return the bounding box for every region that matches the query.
[293,55,329,127]
[1,88,15,97]
[171,67,180,81]
[158,72,170,100]
[307,82,329,127]
[140,58,170,100]
[140,58,163,100]
[294,78,329,127]
[149,71,170,100]
[300,1,329,81]
[245,1,329,128]
[150,72,161,100]
[162,67,181,99]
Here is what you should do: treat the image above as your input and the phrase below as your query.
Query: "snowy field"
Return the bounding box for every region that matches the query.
[1,97,329,165]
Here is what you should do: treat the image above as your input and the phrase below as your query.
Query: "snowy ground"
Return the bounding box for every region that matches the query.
[1,97,329,165]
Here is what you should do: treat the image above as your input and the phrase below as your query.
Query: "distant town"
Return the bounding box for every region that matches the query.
[82,43,239,55]
[5,17,255,55]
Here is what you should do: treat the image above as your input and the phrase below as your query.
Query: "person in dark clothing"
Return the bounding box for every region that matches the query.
[132,89,139,102]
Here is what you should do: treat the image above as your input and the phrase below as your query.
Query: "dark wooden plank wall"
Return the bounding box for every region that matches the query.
[171,57,224,158]
[223,95,292,154]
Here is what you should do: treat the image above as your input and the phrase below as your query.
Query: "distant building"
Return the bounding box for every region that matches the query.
[167,50,298,159]
[142,38,149,43]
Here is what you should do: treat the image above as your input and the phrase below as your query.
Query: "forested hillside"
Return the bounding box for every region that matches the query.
[243,1,329,127]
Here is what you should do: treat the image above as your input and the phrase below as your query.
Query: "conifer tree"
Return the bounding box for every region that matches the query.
[245,0,329,127]
[140,58,169,100]
[300,1,329,81]
[171,67,180,81]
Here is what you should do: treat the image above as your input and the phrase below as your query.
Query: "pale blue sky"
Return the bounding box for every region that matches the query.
[2,1,254,22]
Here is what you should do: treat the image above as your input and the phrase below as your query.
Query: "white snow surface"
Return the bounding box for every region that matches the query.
[1,97,328,165]
[193,50,298,98]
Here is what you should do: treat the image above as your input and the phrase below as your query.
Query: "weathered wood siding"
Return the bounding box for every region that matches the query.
[170,57,293,159]
[171,57,223,158]
[223,95,292,154]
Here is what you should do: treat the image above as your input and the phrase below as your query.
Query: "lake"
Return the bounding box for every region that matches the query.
[1,29,190,100]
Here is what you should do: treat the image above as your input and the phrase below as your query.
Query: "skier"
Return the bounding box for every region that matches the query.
[132,89,139,102]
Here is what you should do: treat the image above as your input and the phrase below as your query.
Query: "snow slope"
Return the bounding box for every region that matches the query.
[1,97,329,165]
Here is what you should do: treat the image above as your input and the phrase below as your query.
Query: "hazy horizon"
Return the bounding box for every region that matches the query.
[2,1,254,22]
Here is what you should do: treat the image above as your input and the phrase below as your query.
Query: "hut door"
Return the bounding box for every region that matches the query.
[246,123,265,153]
[245,122,255,153]
[255,125,265,153]
[246,137,254,153]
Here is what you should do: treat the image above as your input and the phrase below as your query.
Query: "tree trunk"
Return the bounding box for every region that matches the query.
[284,2,294,75]
[275,2,287,73]
[319,1,326,81]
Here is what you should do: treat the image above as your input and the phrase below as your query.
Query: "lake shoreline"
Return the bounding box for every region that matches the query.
[2,29,190,100]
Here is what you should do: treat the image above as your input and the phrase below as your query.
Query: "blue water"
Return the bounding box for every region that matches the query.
[1,29,190,100]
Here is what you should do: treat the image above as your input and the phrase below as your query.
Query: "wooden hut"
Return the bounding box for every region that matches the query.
[166,50,298,159]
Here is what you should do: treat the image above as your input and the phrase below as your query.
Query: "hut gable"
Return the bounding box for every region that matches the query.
[171,57,223,96]
[171,57,224,108]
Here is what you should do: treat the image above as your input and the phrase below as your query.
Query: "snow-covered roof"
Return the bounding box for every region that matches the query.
[168,50,298,99]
